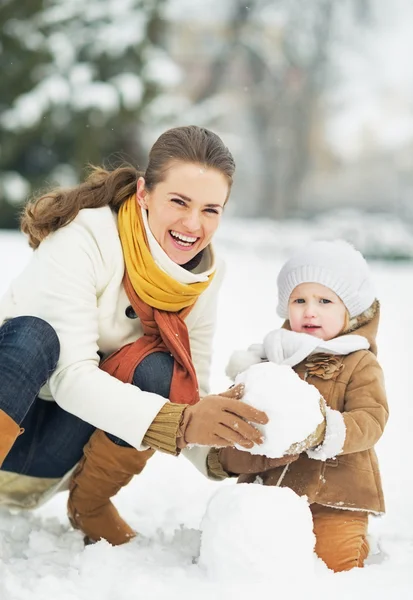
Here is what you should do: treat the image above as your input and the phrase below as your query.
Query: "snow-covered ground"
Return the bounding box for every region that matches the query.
[0,227,412,599]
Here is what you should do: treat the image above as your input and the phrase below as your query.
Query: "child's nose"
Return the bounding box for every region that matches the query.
[304,303,317,318]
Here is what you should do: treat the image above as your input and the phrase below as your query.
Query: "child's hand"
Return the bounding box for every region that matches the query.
[218,446,300,476]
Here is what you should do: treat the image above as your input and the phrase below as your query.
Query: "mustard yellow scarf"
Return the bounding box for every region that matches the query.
[118,195,215,312]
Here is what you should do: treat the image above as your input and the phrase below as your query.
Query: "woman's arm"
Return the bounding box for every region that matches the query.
[16,213,168,450]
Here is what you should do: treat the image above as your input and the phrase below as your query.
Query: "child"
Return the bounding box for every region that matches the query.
[213,240,388,573]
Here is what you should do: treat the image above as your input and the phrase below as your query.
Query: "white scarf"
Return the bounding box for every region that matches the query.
[226,329,370,380]
[261,329,369,367]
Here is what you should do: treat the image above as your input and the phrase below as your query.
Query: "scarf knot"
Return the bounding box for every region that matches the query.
[100,196,216,406]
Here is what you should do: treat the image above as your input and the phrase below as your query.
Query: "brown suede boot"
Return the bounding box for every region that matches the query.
[68,430,154,546]
[0,409,24,467]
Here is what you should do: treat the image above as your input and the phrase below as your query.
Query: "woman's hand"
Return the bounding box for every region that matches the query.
[177,384,268,449]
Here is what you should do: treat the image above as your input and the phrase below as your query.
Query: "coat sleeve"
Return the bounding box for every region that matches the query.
[339,352,388,455]
[187,261,225,398]
[18,219,168,450]
[182,262,227,475]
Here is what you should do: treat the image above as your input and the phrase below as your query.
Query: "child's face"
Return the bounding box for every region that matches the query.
[288,282,347,341]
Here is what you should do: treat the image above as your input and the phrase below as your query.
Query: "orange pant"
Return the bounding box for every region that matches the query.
[311,504,369,572]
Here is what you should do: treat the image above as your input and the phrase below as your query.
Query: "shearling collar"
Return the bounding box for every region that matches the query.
[343,300,380,356]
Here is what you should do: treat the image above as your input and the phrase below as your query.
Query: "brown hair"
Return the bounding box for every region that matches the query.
[21,125,235,249]
[341,309,351,334]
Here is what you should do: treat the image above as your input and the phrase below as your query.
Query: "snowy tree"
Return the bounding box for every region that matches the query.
[0,0,174,228]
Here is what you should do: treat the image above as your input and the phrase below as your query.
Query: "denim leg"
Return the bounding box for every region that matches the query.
[107,352,174,447]
[2,400,95,478]
[0,316,94,478]
[0,316,60,423]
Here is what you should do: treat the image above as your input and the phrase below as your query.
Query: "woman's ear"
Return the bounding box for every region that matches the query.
[136,177,148,209]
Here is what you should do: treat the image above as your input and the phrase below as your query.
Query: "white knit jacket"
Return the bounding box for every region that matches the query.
[0,206,224,451]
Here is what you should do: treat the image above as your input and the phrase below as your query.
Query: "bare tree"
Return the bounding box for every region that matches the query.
[172,0,371,218]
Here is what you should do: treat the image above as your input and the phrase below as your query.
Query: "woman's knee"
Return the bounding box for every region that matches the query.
[132,352,174,398]
[0,316,60,371]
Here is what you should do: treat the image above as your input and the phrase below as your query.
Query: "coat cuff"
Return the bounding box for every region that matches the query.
[306,406,346,461]
[206,448,233,480]
[143,403,187,455]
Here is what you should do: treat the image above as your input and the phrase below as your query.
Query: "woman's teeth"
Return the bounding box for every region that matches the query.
[170,230,197,247]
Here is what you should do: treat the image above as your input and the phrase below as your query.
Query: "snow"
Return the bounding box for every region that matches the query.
[1,1,156,134]
[306,405,346,462]
[1,226,413,598]
[110,73,144,110]
[234,362,323,458]
[199,485,317,579]
[0,174,31,206]
[165,0,236,22]
[214,210,413,261]
[71,82,120,114]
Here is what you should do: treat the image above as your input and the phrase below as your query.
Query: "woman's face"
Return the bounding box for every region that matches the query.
[136,161,229,265]
[288,282,347,341]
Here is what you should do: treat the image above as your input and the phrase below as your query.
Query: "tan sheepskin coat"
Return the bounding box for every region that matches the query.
[224,302,388,514]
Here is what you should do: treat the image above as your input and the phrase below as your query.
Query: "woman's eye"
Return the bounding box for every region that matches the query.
[171,198,186,207]
[204,208,219,215]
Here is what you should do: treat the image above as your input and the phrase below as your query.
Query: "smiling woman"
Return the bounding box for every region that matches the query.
[0,125,268,547]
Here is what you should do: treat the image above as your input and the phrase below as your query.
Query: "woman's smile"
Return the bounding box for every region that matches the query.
[137,161,228,265]
[169,229,199,250]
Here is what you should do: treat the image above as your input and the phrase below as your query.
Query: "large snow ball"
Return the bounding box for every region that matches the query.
[199,484,316,579]
[235,362,324,457]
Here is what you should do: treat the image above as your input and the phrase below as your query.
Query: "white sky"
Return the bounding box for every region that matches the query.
[326,0,413,159]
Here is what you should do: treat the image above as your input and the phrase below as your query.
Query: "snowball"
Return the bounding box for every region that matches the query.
[199,484,316,579]
[235,362,323,457]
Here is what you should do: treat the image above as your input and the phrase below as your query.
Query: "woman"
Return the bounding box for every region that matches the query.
[0,125,267,546]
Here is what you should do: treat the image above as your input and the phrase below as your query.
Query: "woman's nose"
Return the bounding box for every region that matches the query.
[181,210,201,232]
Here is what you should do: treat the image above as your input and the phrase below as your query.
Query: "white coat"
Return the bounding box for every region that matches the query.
[0,206,223,508]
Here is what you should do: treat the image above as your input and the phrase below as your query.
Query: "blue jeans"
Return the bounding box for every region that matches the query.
[0,316,174,478]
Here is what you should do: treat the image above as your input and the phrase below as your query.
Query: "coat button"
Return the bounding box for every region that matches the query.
[125,305,137,319]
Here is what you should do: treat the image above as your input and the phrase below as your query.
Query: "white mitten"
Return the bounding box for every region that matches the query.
[225,344,265,381]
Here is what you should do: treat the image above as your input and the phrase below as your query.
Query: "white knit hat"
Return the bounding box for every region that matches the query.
[277,240,376,319]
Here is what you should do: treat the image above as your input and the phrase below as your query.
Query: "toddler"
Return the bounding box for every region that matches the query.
[213,240,388,573]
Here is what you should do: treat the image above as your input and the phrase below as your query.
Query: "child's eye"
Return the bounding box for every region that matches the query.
[294,298,305,304]
[320,298,331,304]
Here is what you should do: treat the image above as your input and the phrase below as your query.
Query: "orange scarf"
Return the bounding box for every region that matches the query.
[100,273,199,404]
[100,197,215,405]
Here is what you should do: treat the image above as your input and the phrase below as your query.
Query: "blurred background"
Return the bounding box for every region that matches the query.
[1,0,413,258]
